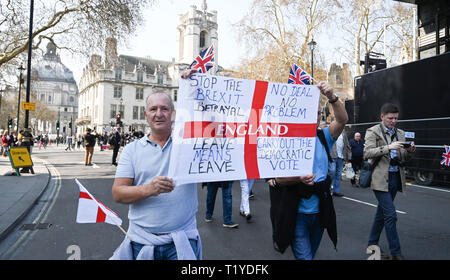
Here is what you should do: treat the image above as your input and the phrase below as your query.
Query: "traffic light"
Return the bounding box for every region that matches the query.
[360,52,387,74]
[8,117,12,128]
[116,114,122,126]
[56,121,60,130]
[69,122,72,129]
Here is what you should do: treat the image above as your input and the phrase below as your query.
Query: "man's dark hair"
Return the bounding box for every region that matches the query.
[380,103,399,115]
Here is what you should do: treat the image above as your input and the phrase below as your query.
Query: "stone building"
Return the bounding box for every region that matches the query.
[76,1,219,134]
[324,63,353,123]
[31,42,79,135]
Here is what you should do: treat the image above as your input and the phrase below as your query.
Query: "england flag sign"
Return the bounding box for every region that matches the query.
[168,74,320,184]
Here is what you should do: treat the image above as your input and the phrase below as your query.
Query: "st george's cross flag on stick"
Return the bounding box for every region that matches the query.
[75,179,131,240]
[75,179,121,225]
[168,73,320,184]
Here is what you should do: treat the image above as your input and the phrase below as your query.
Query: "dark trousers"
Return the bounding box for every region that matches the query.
[351,156,363,184]
[368,172,402,256]
[112,146,120,164]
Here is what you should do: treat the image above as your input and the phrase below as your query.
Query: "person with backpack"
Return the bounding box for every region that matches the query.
[83,128,97,166]
[267,81,348,260]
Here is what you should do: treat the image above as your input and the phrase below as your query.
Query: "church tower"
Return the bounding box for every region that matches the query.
[177,0,218,73]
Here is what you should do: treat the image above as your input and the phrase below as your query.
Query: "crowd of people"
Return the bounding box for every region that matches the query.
[2,70,416,261]
[109,69,416,261]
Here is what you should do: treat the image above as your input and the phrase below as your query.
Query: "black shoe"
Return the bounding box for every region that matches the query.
[380,249,390,260]
[333,192,344,197]
[245,213,252,222]
[391,255,405,260]
[112,162,118,166]
[249,192,255,200]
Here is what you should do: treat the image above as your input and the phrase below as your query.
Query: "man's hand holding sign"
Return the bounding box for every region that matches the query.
[273,81,348,187]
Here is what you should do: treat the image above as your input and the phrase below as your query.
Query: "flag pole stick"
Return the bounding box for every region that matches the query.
[111,217,133,242]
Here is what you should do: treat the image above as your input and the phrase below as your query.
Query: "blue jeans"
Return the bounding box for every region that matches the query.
[329,158,344,193]
[130,239,200,260]
[291,213,324,260]
[368,172,401,256]
[206,181,233,224]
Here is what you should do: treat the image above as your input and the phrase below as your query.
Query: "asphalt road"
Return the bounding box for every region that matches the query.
[1,145,450,260]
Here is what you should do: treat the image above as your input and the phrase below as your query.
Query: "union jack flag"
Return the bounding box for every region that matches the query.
[189,44,215,73]
[441,145,450,166]
[288,63,311,85]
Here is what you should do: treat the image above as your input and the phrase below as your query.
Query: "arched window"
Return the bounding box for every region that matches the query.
[200,30,207,49]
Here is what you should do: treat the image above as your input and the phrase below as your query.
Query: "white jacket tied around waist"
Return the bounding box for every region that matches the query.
[110,217,202,260]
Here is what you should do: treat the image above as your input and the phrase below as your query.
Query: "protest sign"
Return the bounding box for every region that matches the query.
[168,74,320,184]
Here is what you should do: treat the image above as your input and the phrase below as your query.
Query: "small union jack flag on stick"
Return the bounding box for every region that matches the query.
[189,44,215,73]
[288,63,313,85]
[441,145,450,166]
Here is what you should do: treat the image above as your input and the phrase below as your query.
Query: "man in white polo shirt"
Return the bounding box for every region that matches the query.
[110,89,201,260]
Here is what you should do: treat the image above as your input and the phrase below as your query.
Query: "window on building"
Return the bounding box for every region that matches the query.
[69,96,74,103]
[173,90,178,102]
[157,74,163,84]
[179,30,184,60]
[133,106,139,120]
[200,30,207,49]
[48,95,52,104]
[136,88,144,100]
[41,94,45,102]
[140,106,145,120]
[114,86,122,98]
[115,69,122,80]
[119,105,125,117]
[110,104,117,118]
[137,72,143,82]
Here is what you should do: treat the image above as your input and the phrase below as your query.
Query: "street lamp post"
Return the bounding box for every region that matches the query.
[307,38,317,85]
[17,65,25,135]
[24,0,35,129]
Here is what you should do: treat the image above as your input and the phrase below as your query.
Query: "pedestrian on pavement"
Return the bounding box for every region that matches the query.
[268,82,348,260]
[9,131,17,147]
[83,128,96,166]
[111,80,201,260]
[1,130,9,157]
[349,132,365,187]
[65,134,72,151]
[205,181,239,228]
[364,103,416,260]
[239,179,255,222]
[329,130,351,197]
[110,127,121,166]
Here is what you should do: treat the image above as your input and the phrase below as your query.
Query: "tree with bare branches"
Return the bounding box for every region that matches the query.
[232,0,337,83]
[0,0,154,84]
[334,0,415,75]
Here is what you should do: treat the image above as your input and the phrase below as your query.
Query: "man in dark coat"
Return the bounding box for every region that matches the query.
[111,127,122,166]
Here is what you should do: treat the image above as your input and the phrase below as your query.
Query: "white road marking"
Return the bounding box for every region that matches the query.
[341,196,407,215]
[406,183,450,193]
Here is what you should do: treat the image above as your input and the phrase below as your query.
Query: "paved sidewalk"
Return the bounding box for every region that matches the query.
[0,153,50,241]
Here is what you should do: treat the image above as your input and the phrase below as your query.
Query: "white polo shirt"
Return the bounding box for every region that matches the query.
[115,135,198,233]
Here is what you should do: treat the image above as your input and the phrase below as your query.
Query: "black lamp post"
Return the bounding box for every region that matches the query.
[17,65,25,135]
[307,38,317,85]
[24,0,35,129]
